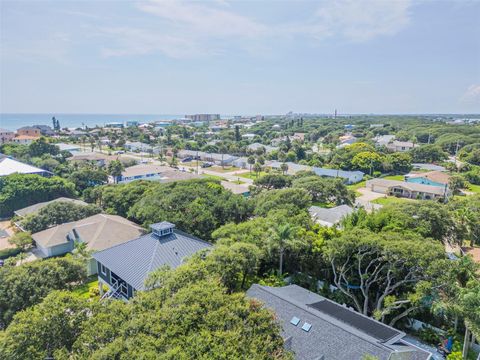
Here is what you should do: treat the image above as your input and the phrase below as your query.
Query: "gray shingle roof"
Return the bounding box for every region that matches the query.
[93,229,212,290]
[246,284,432,360]
[308,205,354,227]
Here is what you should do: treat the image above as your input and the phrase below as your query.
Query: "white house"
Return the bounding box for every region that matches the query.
[366,178,448,200]
[114,164,199,184]
[312,167,364,184]
[0,157,51,177]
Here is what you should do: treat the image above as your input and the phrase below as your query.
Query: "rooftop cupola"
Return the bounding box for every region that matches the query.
[150,221,175,238]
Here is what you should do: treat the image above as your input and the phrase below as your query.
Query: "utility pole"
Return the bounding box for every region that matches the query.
[454,140,460,172]
[196,150,199,174]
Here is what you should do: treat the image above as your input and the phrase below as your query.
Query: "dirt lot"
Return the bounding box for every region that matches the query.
[0,220,15,250]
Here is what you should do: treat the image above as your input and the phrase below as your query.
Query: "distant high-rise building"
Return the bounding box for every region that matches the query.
[185,114,220,122]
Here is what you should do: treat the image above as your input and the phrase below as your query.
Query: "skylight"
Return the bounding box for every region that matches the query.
[290,317,300,326]
[301,322,312,332]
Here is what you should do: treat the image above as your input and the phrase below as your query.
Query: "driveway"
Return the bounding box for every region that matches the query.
[0,220,15,251]
[354,188,385,211]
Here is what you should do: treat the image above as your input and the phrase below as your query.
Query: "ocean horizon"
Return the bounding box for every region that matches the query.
[0,113,183,131]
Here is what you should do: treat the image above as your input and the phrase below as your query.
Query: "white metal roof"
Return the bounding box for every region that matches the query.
[0,157,48,176]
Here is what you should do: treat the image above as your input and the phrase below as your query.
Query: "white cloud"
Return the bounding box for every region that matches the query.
[99,0,413,58]
[461,84,480,103]
[137,0,267,38]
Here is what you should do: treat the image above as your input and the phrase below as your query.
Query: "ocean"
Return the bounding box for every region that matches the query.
[0,113,183,131]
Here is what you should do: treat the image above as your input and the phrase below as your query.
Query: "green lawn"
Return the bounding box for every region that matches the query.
[372,196,412,205]
[383,175,405,181]
[347,180,366,191]
[201,174,227,182]
[238,171,268,180]
[467,182,480,194]
[72,278,99,299]
[208,166,240,173]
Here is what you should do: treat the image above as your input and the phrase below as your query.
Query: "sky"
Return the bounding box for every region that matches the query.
[0,0,479,115]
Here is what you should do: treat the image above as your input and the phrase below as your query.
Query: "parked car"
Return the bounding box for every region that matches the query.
[201,162,214,168]
[182,157,193,162]
[114,150,125,155]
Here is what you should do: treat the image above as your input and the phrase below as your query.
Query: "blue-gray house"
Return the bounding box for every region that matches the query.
[92,221,212,300]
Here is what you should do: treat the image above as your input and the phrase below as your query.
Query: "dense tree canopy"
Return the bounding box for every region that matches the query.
[0,262,289,360]
[128,179,253,240]
[292,176,354,205]
[253,188,312,217]
[254,173,292,190]
[20,201,102,233]
[324,229,446,326]
[343,201,455,242]
[0,256,86,328]
[0,174,76,217]
[85,180,156,217]
[409,144,448,163]
[68,168,108,192]
[459,143,480,166]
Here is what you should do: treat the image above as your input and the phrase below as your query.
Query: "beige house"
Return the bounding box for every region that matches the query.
[386,140,417,152]
[366,178,448,200]
[31,214,145,275]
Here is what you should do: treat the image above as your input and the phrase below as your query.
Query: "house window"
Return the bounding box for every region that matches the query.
[100,263,107,276]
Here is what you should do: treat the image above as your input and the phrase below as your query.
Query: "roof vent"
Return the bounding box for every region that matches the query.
[290,317,300,326]
[150,221,175,238]
[301,322,312,332]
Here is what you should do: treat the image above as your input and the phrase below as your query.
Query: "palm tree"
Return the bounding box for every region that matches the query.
[248,156,255,173]
[253,162,262,178]
[80,136,87,152]
[271,223,295,276]
[108,160,124,184]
